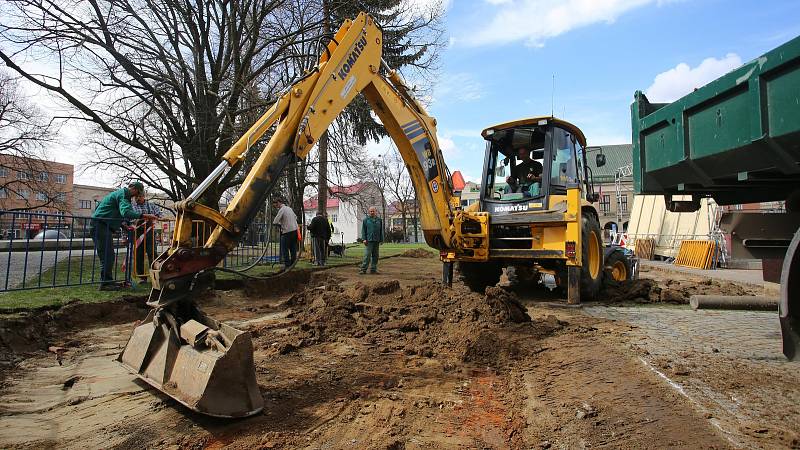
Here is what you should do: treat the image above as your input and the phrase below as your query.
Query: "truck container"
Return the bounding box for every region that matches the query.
[630,35,800,360]
[632,35,800,207]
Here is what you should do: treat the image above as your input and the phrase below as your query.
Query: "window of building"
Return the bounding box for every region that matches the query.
[17,171,31,181]
[79,199,92,209]
[0,188,6,199]
[14,212,28,220]
[38,172,49,182]
[620,195,628,213]
[600,194,611,213]
[35,192,48,201]
[18,189,30,199]
[56,192,66,201]
[0,167,7,177]
[54,174,66,184]
[331,214,338,222]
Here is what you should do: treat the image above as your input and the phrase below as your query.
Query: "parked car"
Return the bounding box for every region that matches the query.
[32,230,68,240]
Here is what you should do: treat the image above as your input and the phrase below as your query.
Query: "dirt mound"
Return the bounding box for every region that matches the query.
[604,276,759,304]
[0,296,148,367]
[233,269,343,298]
[399,248,435,258]
[252,280,549,368]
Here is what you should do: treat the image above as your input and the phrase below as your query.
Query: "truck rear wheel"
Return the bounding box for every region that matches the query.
[457,261,502,293]
[603,248,633,287]
[780,226,800,361]
[580,214,603,301]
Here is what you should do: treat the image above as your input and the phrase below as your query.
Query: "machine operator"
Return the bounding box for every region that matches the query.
[505,147,543,197]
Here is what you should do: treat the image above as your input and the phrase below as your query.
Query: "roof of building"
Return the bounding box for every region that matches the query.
[585,144,633,183]
[303,183,370,210]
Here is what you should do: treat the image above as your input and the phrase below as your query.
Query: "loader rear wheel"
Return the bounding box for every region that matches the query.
[457,261,502,293]
[580,214,603,301]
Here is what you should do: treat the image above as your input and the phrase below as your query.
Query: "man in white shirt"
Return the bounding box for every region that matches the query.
[272,197,298,269]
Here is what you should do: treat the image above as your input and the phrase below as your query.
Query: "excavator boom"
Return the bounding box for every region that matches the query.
[118,12,479,418]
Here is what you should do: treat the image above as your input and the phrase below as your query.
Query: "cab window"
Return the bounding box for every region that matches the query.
[483,126,546,201]
[550,127,578,187]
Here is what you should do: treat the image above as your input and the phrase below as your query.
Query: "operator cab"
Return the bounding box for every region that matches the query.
[481,117,589,219]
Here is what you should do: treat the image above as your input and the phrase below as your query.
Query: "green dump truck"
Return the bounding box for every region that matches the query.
[629,35,800,360]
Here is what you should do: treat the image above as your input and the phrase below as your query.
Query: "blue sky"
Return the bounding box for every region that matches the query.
[16,0,800,187]
[387,0,800,182]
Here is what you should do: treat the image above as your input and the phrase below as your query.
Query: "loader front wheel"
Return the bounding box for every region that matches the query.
[457,261,502,293]
[580,214,603,301]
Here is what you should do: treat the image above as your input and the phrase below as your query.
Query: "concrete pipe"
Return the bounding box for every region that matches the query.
[690,295,779,311]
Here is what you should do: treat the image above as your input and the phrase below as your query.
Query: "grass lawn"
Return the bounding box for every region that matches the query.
[0,242,436,310]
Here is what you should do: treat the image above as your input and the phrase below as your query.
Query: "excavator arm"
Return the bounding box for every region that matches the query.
[148,13,464,306]
[119,12,488,418]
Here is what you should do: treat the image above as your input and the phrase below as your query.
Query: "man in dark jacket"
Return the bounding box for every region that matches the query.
[309,212,332,266]
[360,206,383,274]
[91,181,157,290]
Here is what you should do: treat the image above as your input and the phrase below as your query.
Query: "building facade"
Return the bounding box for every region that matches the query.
[0,155,74,238]
[72,184,115,217]
[303,183,385,244]
[585,144,633,235]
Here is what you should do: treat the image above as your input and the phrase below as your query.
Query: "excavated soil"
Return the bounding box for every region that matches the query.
[0,257,792,449]
[603,267,760,304]
[0,296,148,368]
[398,248,435,258]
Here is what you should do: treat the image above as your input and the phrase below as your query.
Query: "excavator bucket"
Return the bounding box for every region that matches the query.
[118,309,263,418]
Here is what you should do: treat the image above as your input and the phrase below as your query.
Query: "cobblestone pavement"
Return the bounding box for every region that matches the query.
[585,305,800,448]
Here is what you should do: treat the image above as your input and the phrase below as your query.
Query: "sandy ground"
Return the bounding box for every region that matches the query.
[0,256,796,449]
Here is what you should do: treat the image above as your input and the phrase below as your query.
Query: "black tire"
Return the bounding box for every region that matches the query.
[603,248,633,287]
[580,214,603,301]
[457,261,503,293]
[780,227,800,360]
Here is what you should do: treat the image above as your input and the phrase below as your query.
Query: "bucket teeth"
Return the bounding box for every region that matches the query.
[118,308,263,418]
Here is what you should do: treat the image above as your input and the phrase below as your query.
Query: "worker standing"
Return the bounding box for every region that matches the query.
[91,181,157,290]
[309,212,331,266]
[272,197,298,270]
[359,206,383,274]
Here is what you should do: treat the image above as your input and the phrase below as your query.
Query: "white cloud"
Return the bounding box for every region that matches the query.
[645,53,742,103]
[462,0,655,47]
[437,135,460,158]
[432,72,484,104]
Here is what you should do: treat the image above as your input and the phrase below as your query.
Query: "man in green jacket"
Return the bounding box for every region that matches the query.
[360,206,383,274]
[91,181,157,290]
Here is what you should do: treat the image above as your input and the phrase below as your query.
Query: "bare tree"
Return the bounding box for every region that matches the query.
[0,0,313,205]
[0,71,68,212]
[382,149,416,241]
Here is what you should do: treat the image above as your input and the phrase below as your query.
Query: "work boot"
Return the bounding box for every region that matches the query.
[369,270,379,275]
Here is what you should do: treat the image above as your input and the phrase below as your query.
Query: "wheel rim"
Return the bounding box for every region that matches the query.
[588,232,601,279]
[611,260,627,281]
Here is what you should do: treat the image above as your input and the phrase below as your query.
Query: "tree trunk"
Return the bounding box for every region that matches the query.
[401,206,408,243]
[413,200,419,243]
[316,0,332,217]
[317,131,329,215]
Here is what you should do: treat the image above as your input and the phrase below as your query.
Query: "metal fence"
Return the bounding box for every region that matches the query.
[0,210,285,293]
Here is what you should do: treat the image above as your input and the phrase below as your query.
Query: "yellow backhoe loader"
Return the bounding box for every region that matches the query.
[118,12,632,418]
